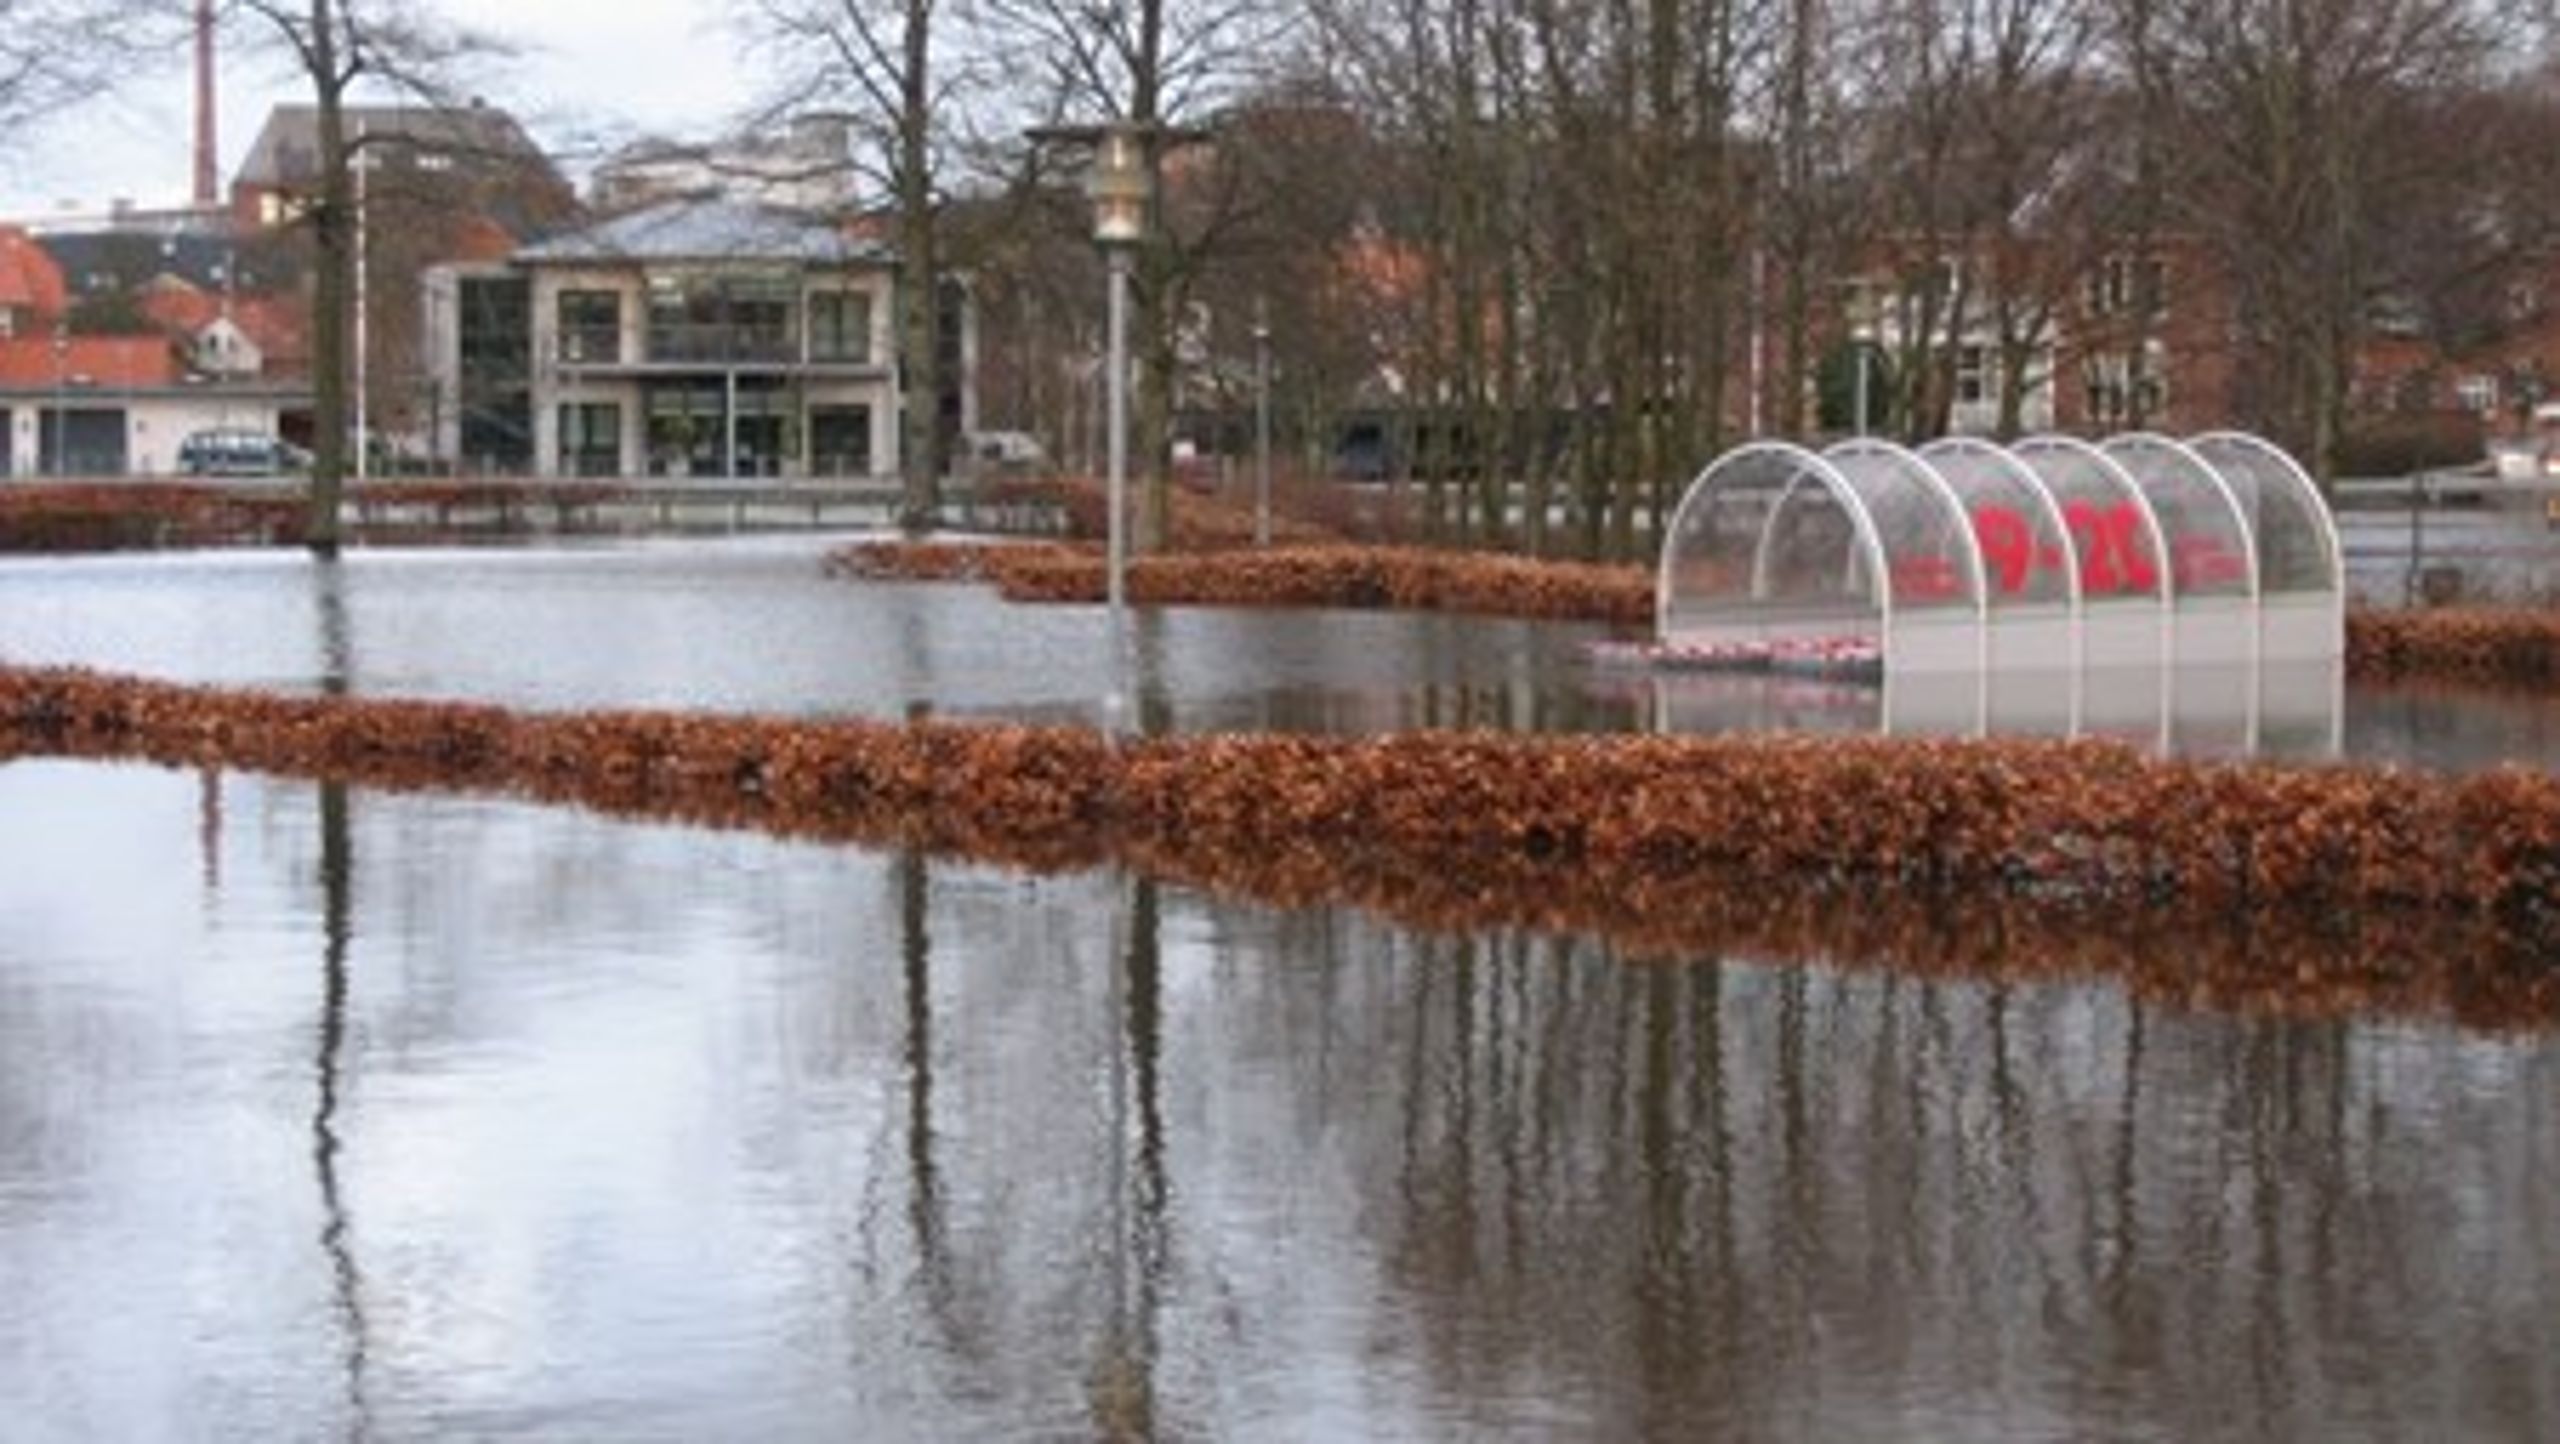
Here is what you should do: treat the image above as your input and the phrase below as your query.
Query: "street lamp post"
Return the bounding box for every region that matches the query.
[1030,121,1160,733]
[1093,128,1148,730]
[353,118,370,482]
[1252,301,1271,548]
[50,322,69,478]
[1854,340,1871,438]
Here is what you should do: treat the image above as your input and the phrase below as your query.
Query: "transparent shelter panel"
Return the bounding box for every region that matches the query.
[2188,431,2346,661]
[1987,604,2074,674]
[2009,435,2172,611]
[2173,595,2259,668]
[1916,438,2079,611]
[1657,606,1883,651]
[1658,443,1884,644]
[1822,441,1988,631]
[2081,662,2173,753]
[1887,609,1988,675]
[1985,664,2080,738]
[2083,604,2170,673]
[2261,595,2341,665]
[1881,666,1988,737]
[2256,656,2346,760]
[1650,671,1884,737]
[2168,661,2261,759]
[2100,433,2259,606]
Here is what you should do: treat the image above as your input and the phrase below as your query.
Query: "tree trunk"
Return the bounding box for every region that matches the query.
[896,4,943,534]
[304,4,349,560]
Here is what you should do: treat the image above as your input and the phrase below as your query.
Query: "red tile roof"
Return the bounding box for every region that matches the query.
[230,295,308,370]
[0,226,68,318]
[449,214,520,263]
[138,276,223,334]
[0,334,181,388]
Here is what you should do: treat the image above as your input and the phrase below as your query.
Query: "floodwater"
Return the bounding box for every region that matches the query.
[2,536,2556,1440]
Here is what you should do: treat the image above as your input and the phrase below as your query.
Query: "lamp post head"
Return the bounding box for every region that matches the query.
[1087,124,1151,249]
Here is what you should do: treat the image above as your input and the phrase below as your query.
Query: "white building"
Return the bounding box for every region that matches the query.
[423,196,915,480]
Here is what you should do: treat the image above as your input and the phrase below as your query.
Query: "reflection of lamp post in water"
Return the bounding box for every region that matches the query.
[1087,873,1167,1438]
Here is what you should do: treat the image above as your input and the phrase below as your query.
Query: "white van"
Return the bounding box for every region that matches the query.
[966,430,1048,472]
[177,429,312,477]
[2488,403,2560,487]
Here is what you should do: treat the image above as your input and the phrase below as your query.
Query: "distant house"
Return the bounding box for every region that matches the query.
[1829,233,2240,440]
[0,224,313,478]
[589,116,857,215]
[0,329,306,478]
[422,195,953,480]
[230,101,571,235]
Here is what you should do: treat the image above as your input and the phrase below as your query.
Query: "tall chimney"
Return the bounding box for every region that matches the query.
[194,0,217,208]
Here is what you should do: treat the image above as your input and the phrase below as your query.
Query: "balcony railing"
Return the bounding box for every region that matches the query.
[644,325,797,365]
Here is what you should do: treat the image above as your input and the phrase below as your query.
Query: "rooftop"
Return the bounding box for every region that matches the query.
[235,102,557,190]
[0,334,180,389]
[0,227,68,317]
[515,197,891,267]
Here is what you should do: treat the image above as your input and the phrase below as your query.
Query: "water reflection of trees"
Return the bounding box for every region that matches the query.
[17,755,2554,1434]
[231,789,2560,1434]
[1259,923,2560,1437]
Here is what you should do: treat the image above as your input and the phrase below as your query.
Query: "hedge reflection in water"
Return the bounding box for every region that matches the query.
[5,657,2556,1033]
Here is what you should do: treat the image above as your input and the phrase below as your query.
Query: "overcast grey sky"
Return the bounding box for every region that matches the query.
[1,0,755,219]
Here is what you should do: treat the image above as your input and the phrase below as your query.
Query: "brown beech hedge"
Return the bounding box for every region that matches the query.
[2349,606,2560,686]
[841,537,2560,691]
[0,485,306,551]
[4,662,2557,1029]
[832,541,1657,625]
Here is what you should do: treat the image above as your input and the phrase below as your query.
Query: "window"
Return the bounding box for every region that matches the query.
[2457,373,2500,414]
[556,402,621,477]
[1955,345,1990,406]
[458,276,533,472]
[810,289,871,363]
[557,289,621,364]
[645,273,799,363]
[2084,349,2168,427]
[811,405,873,476]
[2085,255,2168,319]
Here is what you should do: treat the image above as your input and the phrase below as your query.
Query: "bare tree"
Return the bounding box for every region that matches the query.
[216,0,506,557]
[2118,0,2512,482]
[985,0,1290,550]
[741,0,971,531]
[0,2,135,136]
[1851,0,2100,441]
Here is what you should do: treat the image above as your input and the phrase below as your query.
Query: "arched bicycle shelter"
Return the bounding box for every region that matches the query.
[1657,431,2344,679]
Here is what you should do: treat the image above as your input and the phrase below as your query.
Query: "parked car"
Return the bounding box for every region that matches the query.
[177,429,311,477]
[965,429,1049,475]
[2487,402,2560,488]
